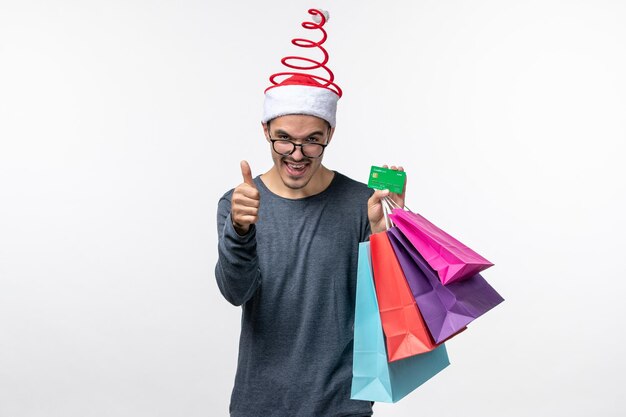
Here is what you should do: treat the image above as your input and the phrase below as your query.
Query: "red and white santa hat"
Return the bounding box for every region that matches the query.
[262,9,342,127]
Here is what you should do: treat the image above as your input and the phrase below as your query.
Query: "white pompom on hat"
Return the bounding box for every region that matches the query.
[262,9,342,127]
[311,9,329,23]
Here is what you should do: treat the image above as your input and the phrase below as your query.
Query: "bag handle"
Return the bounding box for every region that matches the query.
[382,195,413,216]
[381,196,395,230]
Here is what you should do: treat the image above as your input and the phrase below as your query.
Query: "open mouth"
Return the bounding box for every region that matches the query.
[283,160,310,177]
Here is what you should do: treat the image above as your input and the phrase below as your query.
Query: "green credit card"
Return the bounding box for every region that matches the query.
[367,165,406,194]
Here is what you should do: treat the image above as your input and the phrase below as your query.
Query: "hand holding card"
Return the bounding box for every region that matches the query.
[367,165,406,235]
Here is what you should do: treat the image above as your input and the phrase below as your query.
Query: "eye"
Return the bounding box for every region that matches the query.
[306,137,321,143]
[277,134,290,140]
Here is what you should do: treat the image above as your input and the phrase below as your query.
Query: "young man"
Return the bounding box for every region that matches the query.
[215,9,404,416]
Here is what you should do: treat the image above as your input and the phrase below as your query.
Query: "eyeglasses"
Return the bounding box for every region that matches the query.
[269,139,329,158]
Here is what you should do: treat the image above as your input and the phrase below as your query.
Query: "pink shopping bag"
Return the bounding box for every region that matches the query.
[389,209,493,285]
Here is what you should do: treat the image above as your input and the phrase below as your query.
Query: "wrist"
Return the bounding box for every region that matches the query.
[232,220,251,236]
[369,221,385,235]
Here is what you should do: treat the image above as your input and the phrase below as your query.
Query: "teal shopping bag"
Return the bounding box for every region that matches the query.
[351,242,451,403]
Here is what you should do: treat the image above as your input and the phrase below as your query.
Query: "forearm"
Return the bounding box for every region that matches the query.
[215,211,261,306]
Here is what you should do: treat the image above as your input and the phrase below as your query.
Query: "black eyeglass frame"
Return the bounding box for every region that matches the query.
[268,139,329,158]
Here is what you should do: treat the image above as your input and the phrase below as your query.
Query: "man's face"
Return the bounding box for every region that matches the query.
[263,115,334,192]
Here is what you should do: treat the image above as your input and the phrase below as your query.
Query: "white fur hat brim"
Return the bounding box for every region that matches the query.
[262,84,339,127]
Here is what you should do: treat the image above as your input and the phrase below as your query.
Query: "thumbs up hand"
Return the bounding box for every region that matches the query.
[231,160,261,235]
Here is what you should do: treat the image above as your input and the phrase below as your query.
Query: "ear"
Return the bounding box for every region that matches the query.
[262,122,270,142]
[326,127,335,145]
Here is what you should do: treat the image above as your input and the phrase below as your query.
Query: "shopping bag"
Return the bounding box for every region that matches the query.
[351,242,450,403]
[387,227,504,343]
[389,208,494,285]
[370,232,438,362]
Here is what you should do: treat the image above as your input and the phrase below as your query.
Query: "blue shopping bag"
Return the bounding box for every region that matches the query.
[350,242,451,403]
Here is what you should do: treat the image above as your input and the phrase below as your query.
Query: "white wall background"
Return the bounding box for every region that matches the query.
[1,0,624,416]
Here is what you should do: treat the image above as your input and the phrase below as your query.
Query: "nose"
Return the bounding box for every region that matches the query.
[290,144,306,161]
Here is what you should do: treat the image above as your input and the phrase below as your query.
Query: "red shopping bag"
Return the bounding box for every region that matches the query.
[370,231,438,362]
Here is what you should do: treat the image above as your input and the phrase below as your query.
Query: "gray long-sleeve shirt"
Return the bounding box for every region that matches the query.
[215,172,374,417]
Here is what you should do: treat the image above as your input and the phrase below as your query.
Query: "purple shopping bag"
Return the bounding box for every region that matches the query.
[389,209,494,285]
[387,227,504,344]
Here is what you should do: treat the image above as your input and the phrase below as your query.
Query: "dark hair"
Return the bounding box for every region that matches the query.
[266,117,331,132]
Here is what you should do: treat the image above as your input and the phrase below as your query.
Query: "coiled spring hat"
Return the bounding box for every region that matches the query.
[262,9,342,127]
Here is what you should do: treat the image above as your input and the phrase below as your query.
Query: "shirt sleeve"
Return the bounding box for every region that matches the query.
[214,195,262,306]
[360,190,374,242]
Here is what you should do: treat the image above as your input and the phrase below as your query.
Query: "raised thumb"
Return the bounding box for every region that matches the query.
[240,160,255,186]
